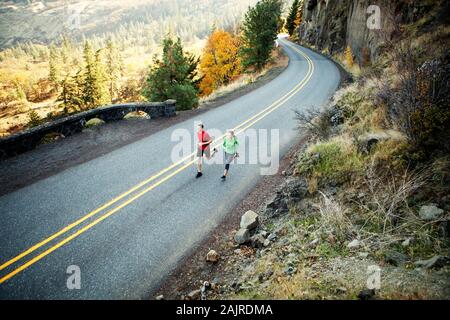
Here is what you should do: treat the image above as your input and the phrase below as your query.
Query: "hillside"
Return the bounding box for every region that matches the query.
[0,0,258,49]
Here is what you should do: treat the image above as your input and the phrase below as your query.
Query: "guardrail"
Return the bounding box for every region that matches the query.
[0,99,177,159]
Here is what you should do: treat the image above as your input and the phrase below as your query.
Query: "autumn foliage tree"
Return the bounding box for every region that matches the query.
[345,46,354,67]
[199,30,242,96]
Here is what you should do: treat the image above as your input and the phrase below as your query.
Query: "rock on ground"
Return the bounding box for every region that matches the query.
[234,229,250,244]
[347,239,361,249]
[240,210,259,230]
[124,111,151,120]
[206,250,220,263]
[186,289,201,300]
[415,256,450,270]
[419,205,444,221]
[85,118,105,128]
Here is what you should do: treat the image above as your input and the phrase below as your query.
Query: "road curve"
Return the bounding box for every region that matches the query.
[0,40,340,299]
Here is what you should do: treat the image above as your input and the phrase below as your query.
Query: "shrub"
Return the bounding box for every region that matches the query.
[294,107,335,140]
[297,136,365,185]
[317,191,354,241]
[336,90,364,120]
[28,110,41,128]
[378,44,450,156]
[359,165,431,241]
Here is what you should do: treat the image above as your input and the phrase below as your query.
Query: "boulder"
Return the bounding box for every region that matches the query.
[347,239,361,249]
[284,266,296,275]
[402,238,412,247]
[384,250,408,266]
[84,118,105,128]
[414,255,450,270]
[240,210,259,230]
[155,295,164,300]
[265,178,308,216]
[358,289,376,300]
[124,111,151,120]
[234,229,250,244]
[250,234,265,248]
[357,130,404,154]
[358,252,370,258]
[206,250,220,263]
[267,233,277,241]
[309,238,320,248]
[186,289,201,300]
[419,205,444,221]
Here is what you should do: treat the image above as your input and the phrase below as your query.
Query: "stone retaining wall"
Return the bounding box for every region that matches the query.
[0,99,177,159]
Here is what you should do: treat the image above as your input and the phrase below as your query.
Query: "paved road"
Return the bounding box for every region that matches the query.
[0,40,340,299]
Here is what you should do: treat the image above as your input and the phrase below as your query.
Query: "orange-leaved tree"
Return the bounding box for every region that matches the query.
[199,30,242,96]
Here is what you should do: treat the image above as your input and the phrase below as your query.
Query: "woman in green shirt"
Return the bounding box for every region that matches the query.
[221,130,239,181]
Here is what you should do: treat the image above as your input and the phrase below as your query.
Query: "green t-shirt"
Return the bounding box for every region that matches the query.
[223,137,239,154]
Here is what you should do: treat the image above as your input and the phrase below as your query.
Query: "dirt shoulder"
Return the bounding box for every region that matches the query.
[0,50,288,197]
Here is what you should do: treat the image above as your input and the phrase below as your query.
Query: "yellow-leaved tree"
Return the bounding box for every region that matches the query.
[199,30,242,96]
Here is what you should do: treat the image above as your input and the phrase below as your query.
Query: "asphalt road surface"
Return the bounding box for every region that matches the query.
[0,40,340,299]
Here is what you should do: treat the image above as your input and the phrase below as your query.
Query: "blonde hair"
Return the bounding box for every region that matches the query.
[227,129,235,137]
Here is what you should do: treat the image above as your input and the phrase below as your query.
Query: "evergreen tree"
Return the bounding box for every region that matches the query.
[286,0,301,36]
[240,0,283,71]
[82,41,96,108]
[49,43,60,89]
[80,42,110,108]
[28,110,42,128]
[93,49,111,105]
[61,35,73,66]
[58,72,83,113]
[142,37,199,110]
[105,37,123,102]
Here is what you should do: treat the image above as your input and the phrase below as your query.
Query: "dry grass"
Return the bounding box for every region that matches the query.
[315,191,353,241]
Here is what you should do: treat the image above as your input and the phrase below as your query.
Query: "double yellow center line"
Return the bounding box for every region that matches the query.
[0,41,314,284]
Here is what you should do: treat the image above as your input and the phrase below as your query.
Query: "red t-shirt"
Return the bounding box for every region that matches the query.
[198,130,211,151]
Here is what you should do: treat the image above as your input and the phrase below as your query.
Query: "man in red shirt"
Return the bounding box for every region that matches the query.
[196,123,217,178]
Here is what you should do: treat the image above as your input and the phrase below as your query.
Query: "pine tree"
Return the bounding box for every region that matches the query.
[28,110,41,128]
[93,49,111,105]
[58,73,83,113]
[240,0,283,71]
[79,42,110,108]
[105,37,123,102]
[286,0,302,36]
[49,43,60,89]
[82,41,96,108]
[61,35,72,66]
[142,37,200,110]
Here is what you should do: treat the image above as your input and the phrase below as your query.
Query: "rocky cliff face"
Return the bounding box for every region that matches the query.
[298,0,442,65]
